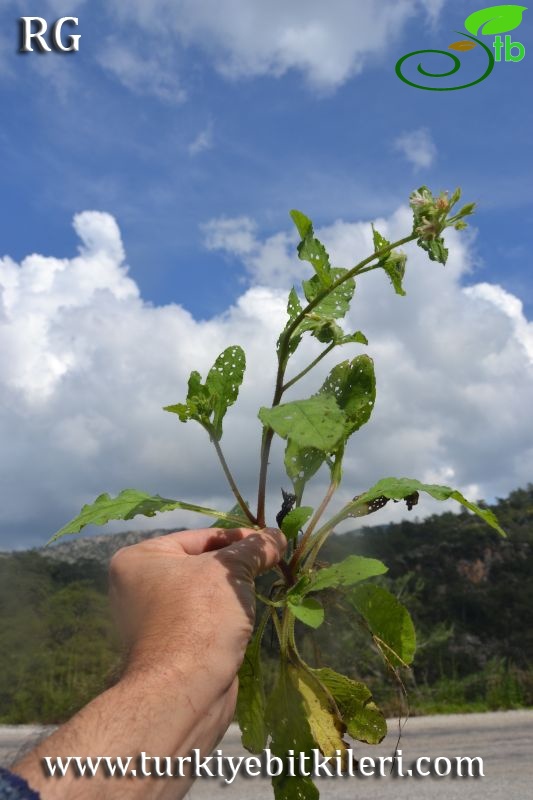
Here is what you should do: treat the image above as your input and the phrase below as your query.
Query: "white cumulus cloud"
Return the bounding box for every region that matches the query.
[1,203,532,549]
[105,0,447,91]
[394,128,437,170]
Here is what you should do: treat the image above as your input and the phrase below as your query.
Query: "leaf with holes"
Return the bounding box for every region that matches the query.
[465,5,527,35]
[313,668,387,745]
[206,345,246,440]
[281,274,364,351]
[49,490,247,542]
[290,210,332,287]
[320,356,376,439]
[350,584,416,669]
[372,227,407,296]
[301,268,355,318]
[284,440,326,499]
[342,477,505,536]
[165,346,245,440]
[259,396,347,453]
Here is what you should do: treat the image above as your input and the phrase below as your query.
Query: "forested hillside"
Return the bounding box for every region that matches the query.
[1,487,532,723]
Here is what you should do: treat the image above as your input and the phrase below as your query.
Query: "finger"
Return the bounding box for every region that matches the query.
[158,527,254,556]
[217,528,287,577]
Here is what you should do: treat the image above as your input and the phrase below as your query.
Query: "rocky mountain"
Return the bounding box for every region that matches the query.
[36,528,183,565]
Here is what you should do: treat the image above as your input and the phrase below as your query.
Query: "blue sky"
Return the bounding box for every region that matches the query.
[0,0,532,547]
[2,0,532,316]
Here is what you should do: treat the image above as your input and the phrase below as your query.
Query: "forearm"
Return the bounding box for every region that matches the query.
[12,661,235,800]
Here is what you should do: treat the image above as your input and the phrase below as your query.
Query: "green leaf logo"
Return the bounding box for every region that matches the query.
[465,4,527,36]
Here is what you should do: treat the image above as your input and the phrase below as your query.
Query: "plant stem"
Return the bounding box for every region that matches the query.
[211,436,258,525]
[280,606,293,657]
[255,232,417,526]
[301,502,353,570]
[289,479,337,571]
[269,606,283,643]
[283,233,417,346]
[282,344,335,393]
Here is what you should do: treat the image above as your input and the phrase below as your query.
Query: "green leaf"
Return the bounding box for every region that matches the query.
[425,236,448,265]
[301,268,354,318]
[291,664,347,758]
[314,668,387,745]
[320,355,376,438]
[290,209,313,240]
[50,490,251,543]
[287,596,325,629]
[284,440,326,498]
[237,620,267,753]
[259,396,347,452]
[372,227,407,295]
[281,287,304,355]
[350,584,416,668]
[337,330,368,346]
[165,346,245,441]
[345,477,506,536]
[465,5,527,35]
[290,211,332,285]
[280,274,364,354]
[205,345,246,440]
[266,662,319,800]
[281,506,313,541]
[297,555,388,595]
[164,371,211,426]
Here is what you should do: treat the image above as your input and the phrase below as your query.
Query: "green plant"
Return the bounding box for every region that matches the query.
[51,186,505,798]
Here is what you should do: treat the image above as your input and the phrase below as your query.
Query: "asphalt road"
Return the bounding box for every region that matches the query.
[1,710,532,799]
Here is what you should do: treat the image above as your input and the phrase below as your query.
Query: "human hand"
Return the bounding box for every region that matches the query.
[110,526,287,708]
[13,527,286,800]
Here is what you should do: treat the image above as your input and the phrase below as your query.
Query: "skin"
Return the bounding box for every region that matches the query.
[12,526,287,799]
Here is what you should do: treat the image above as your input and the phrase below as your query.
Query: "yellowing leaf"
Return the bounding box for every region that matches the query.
[290,664,347,760]
[449,40,477,51]
[313,668,387,745]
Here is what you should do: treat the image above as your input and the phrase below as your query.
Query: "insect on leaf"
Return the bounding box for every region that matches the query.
[281,506,314,541]
[350,584,417,669]
[343,477,506,536]
[464,5,527,36]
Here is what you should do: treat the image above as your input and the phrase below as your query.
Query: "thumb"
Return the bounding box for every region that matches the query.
[217,527,287,578]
